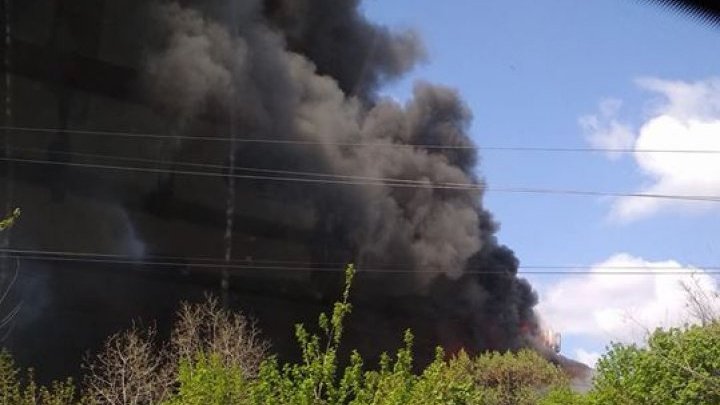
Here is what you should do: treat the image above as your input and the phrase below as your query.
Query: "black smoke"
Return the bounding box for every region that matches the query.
[0,0,538,380]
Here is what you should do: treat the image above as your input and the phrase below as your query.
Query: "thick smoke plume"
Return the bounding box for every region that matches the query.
[144,0,537,345]
[1,0,538,380]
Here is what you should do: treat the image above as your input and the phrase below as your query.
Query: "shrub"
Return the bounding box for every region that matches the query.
[470,349,569,405]
[6,262,575,405]
[589,323,720,405]
[0,350,77,405]
[165,264,571,405]
[249,264,358,404]
[538,387,590,405]
[171,295,267,378]
[162,354,249,405]
[83,296,267,405]
[82,327,173,405]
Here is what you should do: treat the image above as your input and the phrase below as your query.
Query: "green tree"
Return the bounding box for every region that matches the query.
[469,349,569,405]
[589,323,720,405]
[0,207,21,331]
[0,350,77,405]
[250,264,358,404]
[164,263,573,405]
[538,387,590,405]
[403,349,485,405]
[0,208,20,231]
[163,354,249,405]
[84,296,267,405]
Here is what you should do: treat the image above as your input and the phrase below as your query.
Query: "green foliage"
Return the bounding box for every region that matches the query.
[162,264,571,405]
[249,264,357,404]
[6,255,720,405]
[538,387,591,405]
[0,351,22,404]
[0,350,77,405]
[402,349,484,405]
[348,331,417,405]
[162,354,249,405]
[0,208,20,231]
[246,264,503,405]
[589,323,720,405]
[469,349,569,405]
[0,263,577,405]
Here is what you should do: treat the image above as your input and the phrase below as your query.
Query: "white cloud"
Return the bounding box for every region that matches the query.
[582,78,720,221]
[574,349,601,368]
[537,253,719,345]
[579,98,635,159]
[636,77,720,120]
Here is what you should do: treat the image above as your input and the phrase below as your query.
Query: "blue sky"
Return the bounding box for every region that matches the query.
[365,0,720,365]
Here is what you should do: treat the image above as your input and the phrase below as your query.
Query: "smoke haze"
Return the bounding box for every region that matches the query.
[0,0,538,380]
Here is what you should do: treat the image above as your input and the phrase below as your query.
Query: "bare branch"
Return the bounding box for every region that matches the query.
[82,326,173,405]
[681,274,720,326]
[170,294,268,377]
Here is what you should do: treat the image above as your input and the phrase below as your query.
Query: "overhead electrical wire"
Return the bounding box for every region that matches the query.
[0,248,716,275]
[1,155,720,202]
[1,146,478,187]
[3,247,712,270]
[2,125,720,154]
[0,155,486,190]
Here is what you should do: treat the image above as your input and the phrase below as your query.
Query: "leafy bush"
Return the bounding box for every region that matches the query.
[82,296,267,405]
[82,327,173,405]
[244,264,495,405]
[0,350,77,405]
[538,387,589,405]
[589,323,720,405]
[470,349,569,405]
[162,354,249,405]
[400,349,483,405]
[163,264,571,405]
[0,263,575,405]
[0,208,20,231]
[248,264,358,404]
[171,296,267,377]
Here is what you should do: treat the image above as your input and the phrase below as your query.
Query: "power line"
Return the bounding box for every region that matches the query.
[2,146,479,187]
[1,248,717,275]
[0,155,486,190]
[2,155,720,202]
[3,125,720,154]
[1,247,716,271]
[7,146,720,203]
[487,186,720,202]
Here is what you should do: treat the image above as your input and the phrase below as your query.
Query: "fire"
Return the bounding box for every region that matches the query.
[539,328,561,353]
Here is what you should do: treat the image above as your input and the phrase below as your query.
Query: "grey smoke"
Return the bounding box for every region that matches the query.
[143,0,537,346]
[1,0,538,379]
[263,0,425,99]
[145,2,483,281]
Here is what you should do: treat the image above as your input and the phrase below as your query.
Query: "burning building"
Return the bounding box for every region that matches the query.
[541,329,561,354]
[0,0,546,381]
